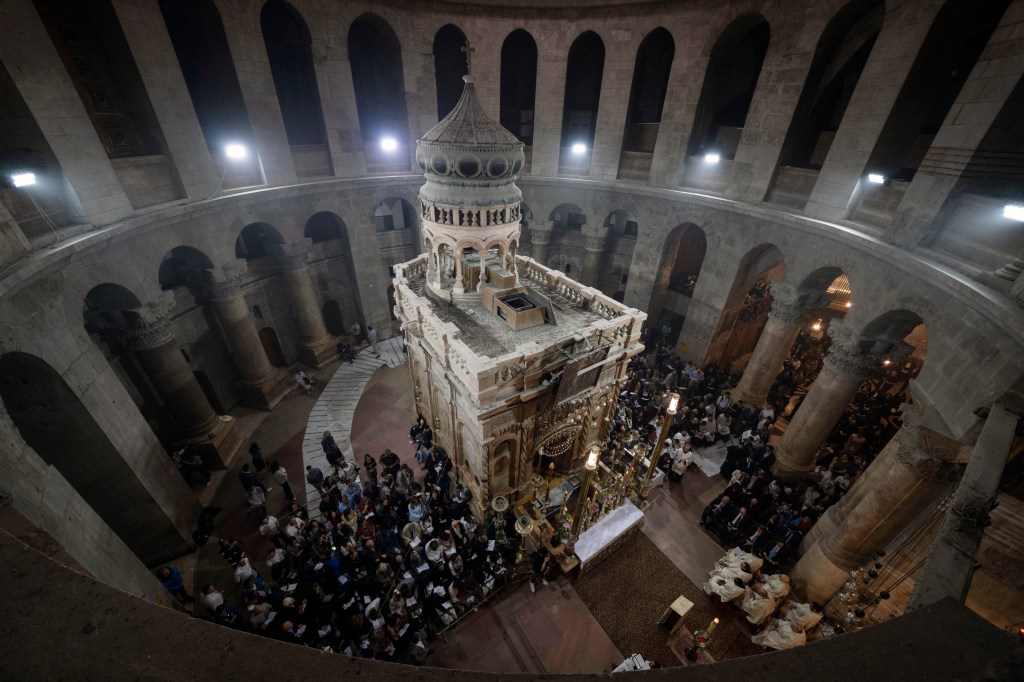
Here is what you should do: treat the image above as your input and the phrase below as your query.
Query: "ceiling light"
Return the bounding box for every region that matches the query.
[380,136,398,152]
[571,143,586,156]
[11,172,36,187]
[704,152,720,164]
[224,143,248,160]
[867,173,885,184]
[1004,204,1024,222]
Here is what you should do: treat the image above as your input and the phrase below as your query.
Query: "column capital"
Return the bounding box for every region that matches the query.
[121,293,177,351]
[202,263,248,302]
[766,281,809,325]
[893,425,968,484]
[823,320,913,378]
[273,242,312,273]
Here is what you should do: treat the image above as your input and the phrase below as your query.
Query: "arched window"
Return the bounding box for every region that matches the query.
[559,31,605,173]
[260,1,326,146]
[433,24,468,119]
[621,29,675,154]
[349,15,410,170]
[500,29,538,144]
[688,15,770,159]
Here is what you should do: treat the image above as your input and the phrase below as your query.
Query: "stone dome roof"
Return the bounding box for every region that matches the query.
[416,76,525,185]
[419,76,521,148]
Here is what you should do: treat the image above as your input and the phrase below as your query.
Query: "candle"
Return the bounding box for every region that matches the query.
[706,617,719,638]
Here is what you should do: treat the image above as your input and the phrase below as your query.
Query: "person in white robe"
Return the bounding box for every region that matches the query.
[751,618,806,650]
[703,576,746,604]
[752,573,790,601]
[782,600,823,630]
[740,586,777,626]
[709,561,753,585]
[721,547,764,573]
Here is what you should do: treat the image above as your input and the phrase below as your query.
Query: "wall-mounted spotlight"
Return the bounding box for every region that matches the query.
[571,143,587,156]
[867,173,885,184]
[224,143,249,160]
[1004,204,1024,222]
[11,172,37,187]
[380,136,398,153]
[704,152,721,164]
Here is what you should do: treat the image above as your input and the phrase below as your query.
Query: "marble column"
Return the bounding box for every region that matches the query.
[529,220,554,269]
[790,415,965,604]
[204,263,289,410]
[773,322,887,477]
[275,242,334,367]
[731,282,807,406]
[580,229,609,289]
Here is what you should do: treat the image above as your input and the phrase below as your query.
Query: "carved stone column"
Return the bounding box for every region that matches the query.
[529,220,554,268]
[580,228,609,289]
[774,321,897,477]
[204,264,290,410]
[790,417,965,604]
[732,282,807,406]
[275,242,334,367]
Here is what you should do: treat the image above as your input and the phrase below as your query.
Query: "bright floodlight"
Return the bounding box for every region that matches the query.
[224,143,248,160]
[867,173,885,184]
[11,172,36,187]
[704,152,721,164]
[380,136,398,152]
[1004,204,1024,222]
[571,143,587,156]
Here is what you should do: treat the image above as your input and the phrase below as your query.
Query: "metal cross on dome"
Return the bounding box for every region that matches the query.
[461,40,475,74]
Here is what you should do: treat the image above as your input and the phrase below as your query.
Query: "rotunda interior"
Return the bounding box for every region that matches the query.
[0,0,1023,679]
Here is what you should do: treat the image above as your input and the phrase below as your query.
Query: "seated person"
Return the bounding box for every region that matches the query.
[740,586,777,626]
[703,576,746,604]
[752,572,791,601]
[709,559,753,585]
[780,600,824,631]
[751,618,806,650]
[721,547,764,573]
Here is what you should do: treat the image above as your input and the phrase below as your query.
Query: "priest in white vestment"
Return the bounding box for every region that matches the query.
[752,573,790,601]
[751,618,806,650]
[782,600,823,630]
[721,547,764,573]
[740,586,777,626]
[703,576,746,604]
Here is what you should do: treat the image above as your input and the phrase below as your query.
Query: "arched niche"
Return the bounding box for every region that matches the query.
[620,27,675,165]
[433,24,468,119]
[549,203,586,231]
[648,223,708,342]
[349,14,409,169]
[687,13,770,159]
[560,31,605,170]
[235,222,285,261]
[261,0,326,146]
[158,246,215,296]
[705,243,785,368]
[500,29,538,145]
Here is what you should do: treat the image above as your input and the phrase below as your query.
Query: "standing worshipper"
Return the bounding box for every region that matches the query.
[350,321,362,344]
[363,454,379,488]
[306,465,326,497]
[249,442,268,477]
[367,326,381,357]
[270,461,295,502]
[156,566,192,603]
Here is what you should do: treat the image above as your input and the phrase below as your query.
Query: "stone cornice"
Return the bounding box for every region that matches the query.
[202,263,248,302]
[766,281,808,326]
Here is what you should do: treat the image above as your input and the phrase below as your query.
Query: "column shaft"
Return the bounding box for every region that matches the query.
[791,424,964,604]
[211,293,275,385]
[134,340,219,439]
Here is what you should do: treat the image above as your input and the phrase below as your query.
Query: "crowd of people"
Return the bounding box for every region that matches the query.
[701,547,823,650]
[179,422,525,665]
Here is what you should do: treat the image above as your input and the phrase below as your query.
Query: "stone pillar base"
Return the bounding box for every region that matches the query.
[185,415,242,470]
[772,445,819,479]
[238,369,292,410]
[299,337,338,369]
[790,541,854,605]
[729,385,763,407]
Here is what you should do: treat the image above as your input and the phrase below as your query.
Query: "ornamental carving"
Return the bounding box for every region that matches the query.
[951,500,994,541]
[892,435,965,484]
[766,281,808,326]
[120,294,177,350]
[203,263,248,302]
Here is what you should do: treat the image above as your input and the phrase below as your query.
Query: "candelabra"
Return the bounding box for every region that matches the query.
[491,495,509,546]
[642,392,679,496]
[571,445,600,536]
[512,514,535,580]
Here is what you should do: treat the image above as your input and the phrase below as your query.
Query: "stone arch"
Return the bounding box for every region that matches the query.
[374,197,417,233]
[620,26,675,171]
[776,0,885,172]
[433,23,468,119]
[550,203,586,230]
[304,212,345,243]
[604,209,638,238]
[158,246,215,294]
[0,351,187,564]
[687,11,770,159]
[705,242,786,368]
[349,13,409,168]
[647,223,708,338]
[500,28,538,144]
[560,30,606,165]
[261,0,328,150]
[235,222,285,261]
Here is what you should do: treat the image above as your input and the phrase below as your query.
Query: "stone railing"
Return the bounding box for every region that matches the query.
[420,199,521,228]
